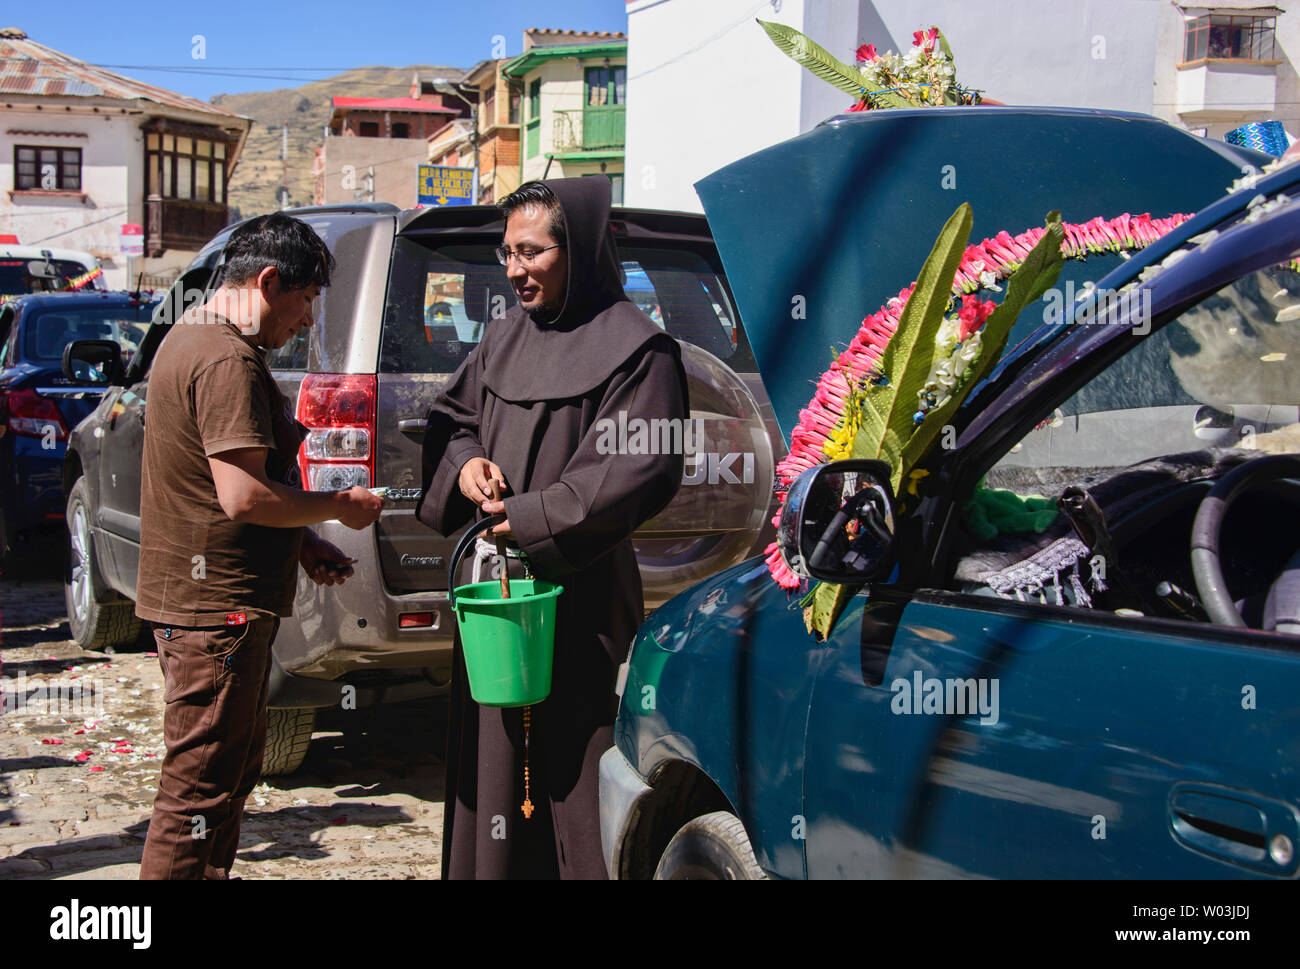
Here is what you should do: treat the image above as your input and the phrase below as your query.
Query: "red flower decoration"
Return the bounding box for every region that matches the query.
[857,43,878,62]
[913,27,940,52]
[957,295,996,341]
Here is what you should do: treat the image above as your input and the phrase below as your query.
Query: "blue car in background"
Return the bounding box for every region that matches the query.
[600,107,1300,880]
[0,291,157,556]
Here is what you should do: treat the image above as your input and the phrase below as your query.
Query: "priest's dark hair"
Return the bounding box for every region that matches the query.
[218,212,335,291]
[498,181,567,246]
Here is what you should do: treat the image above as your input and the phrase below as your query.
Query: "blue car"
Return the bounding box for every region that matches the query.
[0,291,157,554]
[600,107,1300,879]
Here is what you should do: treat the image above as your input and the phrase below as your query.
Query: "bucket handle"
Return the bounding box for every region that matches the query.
[447,514,506,610]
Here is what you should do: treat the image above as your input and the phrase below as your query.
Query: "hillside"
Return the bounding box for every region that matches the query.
[213,64,466,218]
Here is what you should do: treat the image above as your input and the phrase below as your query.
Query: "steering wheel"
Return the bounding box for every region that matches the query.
[1190,453,1300,627]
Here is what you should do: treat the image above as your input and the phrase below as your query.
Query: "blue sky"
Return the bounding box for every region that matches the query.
[24,0,629,102]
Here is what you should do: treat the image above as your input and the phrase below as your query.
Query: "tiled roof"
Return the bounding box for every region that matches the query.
[331,96,456,112]
[0,29,246,120]
[525,29,626,39]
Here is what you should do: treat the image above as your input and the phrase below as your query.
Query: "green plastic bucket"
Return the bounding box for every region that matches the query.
[452,578,563,707]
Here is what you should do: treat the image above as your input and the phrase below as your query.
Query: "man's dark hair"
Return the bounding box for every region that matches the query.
[219,212,334,291]
[498,181,566,246]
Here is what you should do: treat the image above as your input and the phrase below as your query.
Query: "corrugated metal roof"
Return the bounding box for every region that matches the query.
[0,31,246,120]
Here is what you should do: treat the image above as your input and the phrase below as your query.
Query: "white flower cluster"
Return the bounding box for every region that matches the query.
[858,45,955,104]
[858,50,903,89]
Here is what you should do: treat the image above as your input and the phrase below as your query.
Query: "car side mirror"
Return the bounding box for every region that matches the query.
[63,339,125,387]
[777,459,897,583]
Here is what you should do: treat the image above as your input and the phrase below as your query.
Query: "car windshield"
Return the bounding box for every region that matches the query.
[950,234,1300,618]
[991,261,1300,484]
[0,258,95,297]
[22,304,155,363]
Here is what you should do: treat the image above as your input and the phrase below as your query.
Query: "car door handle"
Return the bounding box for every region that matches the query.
[1169,784,1298,876]
[398,419,428,435]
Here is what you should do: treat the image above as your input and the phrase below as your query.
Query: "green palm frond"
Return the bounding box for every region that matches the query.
[849,203,974,491]
[899,212,1066,480]
[758,19,868,100]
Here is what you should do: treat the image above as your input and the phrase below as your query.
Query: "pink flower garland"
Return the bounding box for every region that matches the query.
[764,211,1193,589]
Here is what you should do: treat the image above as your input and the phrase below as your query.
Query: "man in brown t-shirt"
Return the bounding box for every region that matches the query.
[136,213,384,880]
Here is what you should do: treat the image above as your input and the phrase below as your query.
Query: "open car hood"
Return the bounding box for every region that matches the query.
[694,106,1268,439]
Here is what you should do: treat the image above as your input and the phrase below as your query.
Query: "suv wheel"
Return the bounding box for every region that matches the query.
[65,477,141,652]
[261,707,317,777]
[653,810,767,880]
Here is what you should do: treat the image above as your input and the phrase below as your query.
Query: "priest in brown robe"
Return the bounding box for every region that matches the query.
[416,177,689,878]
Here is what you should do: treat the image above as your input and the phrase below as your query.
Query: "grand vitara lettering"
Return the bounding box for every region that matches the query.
[682,450,755,486]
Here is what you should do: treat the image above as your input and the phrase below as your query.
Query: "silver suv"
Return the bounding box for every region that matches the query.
[62,201,783,774]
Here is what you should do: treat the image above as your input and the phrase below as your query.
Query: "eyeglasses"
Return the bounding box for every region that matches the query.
[495,244,564,267]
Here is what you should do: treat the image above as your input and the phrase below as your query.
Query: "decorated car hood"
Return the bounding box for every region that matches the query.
[695,106,1268,438]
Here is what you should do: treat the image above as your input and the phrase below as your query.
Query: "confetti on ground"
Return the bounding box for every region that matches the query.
[74,751,92,762]
[40,738,64,745]
[89,766,106,773]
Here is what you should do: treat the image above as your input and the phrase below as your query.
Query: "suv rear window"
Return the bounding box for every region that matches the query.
[380,237,756,373]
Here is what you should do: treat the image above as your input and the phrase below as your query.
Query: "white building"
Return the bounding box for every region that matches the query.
[0,28,251,289]
[626,0,1296,212]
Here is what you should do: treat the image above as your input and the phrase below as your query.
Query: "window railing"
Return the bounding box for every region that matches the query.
[553,107,626,152]
[145,196,230,255]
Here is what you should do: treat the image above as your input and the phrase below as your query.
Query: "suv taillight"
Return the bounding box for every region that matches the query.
[4,389,67,440]
[295,373,376,492]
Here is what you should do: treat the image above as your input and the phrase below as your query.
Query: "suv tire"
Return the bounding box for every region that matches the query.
[261,707,317,777]
[65,477,141,652]
[653,810,767,880]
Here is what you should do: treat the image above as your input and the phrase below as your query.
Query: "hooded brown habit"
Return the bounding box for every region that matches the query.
[416,177,688,879]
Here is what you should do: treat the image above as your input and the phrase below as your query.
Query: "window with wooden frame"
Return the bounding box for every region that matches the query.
[584,65,626,106]
[144,130,228,203]
[14,145,82,191]
[528,78,541,119]
[526,78,541,158]
[1183,11,1278,63]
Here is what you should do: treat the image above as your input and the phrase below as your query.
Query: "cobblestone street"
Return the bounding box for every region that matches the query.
[1,567,448,880]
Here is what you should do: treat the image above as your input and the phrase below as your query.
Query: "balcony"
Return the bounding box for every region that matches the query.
[553,107,626,152]
[145,196,232,255]
[1176,60,1277,123]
